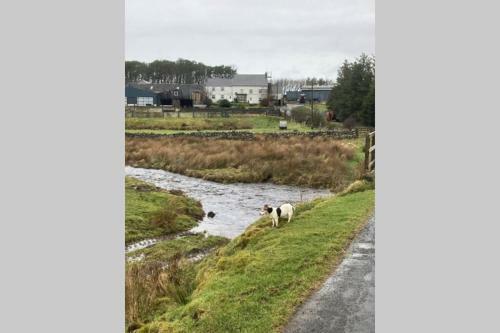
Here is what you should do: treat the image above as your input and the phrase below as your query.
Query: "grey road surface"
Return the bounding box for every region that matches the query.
[284,216,375,333]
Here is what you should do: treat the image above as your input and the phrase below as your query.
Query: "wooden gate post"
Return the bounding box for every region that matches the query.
[365,131,376,172]
[365,133,370,171]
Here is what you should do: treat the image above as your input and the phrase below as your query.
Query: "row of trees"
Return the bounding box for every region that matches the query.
[273,78,334,94]
[327,54,375,127]
[125,59,237,84]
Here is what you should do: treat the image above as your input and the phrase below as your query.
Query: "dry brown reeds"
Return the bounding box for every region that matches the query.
[125,136,360,191]
[125,254,196,330]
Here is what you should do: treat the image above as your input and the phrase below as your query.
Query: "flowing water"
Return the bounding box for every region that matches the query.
[126,166,332,241]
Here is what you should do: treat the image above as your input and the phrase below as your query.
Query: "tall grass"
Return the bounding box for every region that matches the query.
[125,255,196,331]
[126,136,361,191]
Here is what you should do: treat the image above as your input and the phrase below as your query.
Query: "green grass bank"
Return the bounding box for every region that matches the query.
[125,177,230,329]
[125,177,205,244]
[134,187,374,333]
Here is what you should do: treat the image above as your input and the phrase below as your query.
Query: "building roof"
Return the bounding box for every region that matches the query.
[129,83,205,93]
[125,86,158,98]
[127,83,206,99]
[206,74,268,87]
[300,85,333,91]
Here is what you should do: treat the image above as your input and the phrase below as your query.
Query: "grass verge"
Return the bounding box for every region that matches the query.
[125,177,204,244]
[133,188,374,333]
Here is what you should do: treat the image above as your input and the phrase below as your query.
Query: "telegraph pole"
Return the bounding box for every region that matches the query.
[267,71,272,106]
[310,80,314,129]
[279,80,285,119]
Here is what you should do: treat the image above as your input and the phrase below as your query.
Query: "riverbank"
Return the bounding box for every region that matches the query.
[126,166,331,239]
[126,136,365,191]
[132,185,374,333]
[125,177,205,244]
[125,177,231,328]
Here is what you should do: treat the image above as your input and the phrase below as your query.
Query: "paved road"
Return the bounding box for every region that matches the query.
[284,216,375,333]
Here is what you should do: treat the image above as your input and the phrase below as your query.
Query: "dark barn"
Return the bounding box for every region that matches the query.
[285,90,301,102]
[125,86,159,106]
[128,83,206,108]
[300,86,333,102]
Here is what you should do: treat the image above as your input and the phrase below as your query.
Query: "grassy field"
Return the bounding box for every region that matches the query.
[125,115,310,133]
[132,186,374,333]
[125,177,205,244]
[126,136,365,191]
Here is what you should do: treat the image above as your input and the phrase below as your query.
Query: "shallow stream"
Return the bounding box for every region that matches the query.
[126,166,331,250]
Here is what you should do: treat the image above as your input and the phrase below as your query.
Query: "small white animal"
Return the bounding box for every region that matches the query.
[260,203,295,227]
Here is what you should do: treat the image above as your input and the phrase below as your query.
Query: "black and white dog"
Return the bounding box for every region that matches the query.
[260,203,295,227]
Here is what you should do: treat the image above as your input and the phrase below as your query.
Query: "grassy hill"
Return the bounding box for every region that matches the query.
[131,186,374,333]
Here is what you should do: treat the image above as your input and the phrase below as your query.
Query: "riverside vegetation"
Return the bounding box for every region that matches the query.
[128,182,374,333]
[125,136,365,191]
[125,177,205,244]
[126,177,229,329]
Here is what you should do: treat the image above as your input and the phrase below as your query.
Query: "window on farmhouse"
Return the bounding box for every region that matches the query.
[221,87,225,91]
[249,89,253,93]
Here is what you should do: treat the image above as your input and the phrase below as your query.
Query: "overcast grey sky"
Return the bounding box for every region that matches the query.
[126,0,374,80]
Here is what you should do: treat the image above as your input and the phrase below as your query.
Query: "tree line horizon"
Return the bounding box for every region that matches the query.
[125,58,334,88]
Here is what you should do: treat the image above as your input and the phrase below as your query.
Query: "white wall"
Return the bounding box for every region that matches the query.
[233,85,267,104]
[206,85,267,104]
[206,86,232,102]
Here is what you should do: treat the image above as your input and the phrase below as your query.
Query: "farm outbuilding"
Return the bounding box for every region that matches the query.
[285,90,302,102]
[300,86,333,102]
[128,83,206,108]
[125,86,158,106]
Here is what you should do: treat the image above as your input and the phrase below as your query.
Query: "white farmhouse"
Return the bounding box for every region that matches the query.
[206,74,268,104]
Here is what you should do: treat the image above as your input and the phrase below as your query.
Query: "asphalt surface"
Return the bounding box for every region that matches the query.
[284,216,375,333]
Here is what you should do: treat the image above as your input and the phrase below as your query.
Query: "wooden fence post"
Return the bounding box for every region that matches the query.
[365,134,370,171]
[365,131,376,172]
